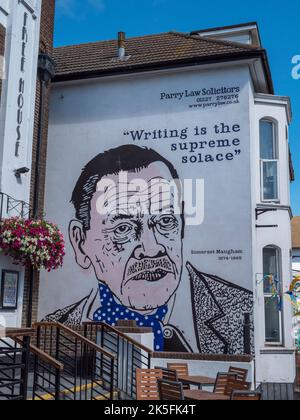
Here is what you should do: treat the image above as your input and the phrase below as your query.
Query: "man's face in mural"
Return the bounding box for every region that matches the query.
[70,162,183,312]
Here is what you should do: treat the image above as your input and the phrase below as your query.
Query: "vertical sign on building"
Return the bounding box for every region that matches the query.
[15,11,29,157]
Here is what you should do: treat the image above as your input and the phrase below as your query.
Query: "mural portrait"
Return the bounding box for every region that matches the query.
[44,145,253,354]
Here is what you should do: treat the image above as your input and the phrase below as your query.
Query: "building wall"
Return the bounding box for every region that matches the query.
[0,0,42,329]
[0,0,42,201]
[250,93,295,383]
[0,0,55,329]
[22,0,55,327]
[40,63,255,355]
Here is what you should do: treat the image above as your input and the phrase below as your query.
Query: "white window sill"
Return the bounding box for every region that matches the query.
[260,347,295,355]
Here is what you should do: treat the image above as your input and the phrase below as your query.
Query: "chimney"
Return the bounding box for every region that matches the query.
[118,32,126,59]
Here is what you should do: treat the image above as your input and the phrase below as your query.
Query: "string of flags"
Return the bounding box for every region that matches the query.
[286,276,300,316]
[257,274,283,311]
[256,274,300,314]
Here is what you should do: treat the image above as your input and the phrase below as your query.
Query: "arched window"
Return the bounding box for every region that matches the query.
[263,246,283,345]
[260,119,279,202]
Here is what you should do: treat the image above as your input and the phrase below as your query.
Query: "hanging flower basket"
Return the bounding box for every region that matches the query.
[0,218,65,272]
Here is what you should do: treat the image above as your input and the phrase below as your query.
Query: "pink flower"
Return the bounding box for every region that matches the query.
[0,218,65,271]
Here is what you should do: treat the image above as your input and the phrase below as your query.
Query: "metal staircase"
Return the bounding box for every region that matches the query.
[0,321,153,400]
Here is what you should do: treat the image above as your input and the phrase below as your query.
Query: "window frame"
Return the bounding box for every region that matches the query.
[259,119,280,203]
[263,246,283,346]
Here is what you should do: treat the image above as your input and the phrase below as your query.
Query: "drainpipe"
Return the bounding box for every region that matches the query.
[26,53,55,328]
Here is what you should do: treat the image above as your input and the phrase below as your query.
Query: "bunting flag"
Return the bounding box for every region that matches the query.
[285,276,300,311]
[263,274,282,311]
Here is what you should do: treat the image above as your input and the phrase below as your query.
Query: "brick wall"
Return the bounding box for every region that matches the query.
[0,24,6,103]
[22,0,56,327]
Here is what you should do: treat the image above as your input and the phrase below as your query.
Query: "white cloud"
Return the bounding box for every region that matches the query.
[56,0,105,20]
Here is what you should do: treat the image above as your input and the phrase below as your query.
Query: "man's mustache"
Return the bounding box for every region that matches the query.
[126,256,174,280]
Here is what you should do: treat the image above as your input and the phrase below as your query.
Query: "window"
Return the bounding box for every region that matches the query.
[263,246,283,345]
[260,119,279,201]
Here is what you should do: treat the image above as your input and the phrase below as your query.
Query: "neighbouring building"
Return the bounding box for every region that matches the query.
[35,22,296,385]
[292,217,300,275]
[292,217,300,351]
[0,0,55,328]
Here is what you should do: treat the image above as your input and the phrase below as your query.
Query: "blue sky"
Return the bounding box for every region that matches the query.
[54,0,300,214]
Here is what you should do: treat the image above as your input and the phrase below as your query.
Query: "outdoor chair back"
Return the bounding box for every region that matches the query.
[167,363,189,377]
[167,363,190,390]
[214,373,237,396]
[231,390,262,401]
[136,369,163,401]
[228,366,248,382]
[158,379,184,401]
[227,378,251,395]
[155,366,178,382]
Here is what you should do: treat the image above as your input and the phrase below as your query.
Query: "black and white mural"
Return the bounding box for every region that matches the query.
[40,67,254,355]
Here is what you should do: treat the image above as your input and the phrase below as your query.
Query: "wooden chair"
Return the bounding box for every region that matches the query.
[228,366,248,382]
[155,366,178,382]
[167,363,189,377]
[214,373,237,396]
[158,379,184,401]
[136,369,163,400]
[231,390,262,401]
[167,363,190,390]
[227,378,251,395]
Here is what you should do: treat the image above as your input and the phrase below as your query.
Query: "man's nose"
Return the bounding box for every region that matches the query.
[133,227,166,260]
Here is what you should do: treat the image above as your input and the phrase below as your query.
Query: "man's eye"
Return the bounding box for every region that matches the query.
[158,216,178,230]
[114,224,132,237]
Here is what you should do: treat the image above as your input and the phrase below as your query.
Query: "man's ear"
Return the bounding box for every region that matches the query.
[69,220,92,270]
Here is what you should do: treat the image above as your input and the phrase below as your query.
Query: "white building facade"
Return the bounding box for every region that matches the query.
[0,0,42,328]
[38,24,296,385]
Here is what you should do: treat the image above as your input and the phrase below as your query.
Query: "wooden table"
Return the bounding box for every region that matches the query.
[179,375,215,389]
[184,390,230,401]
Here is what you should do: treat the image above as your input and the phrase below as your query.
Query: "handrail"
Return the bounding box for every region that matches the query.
[34,322,116,360]
[0,192,32,220]
[11,336,64,371]
[1,327,35,339]
[84,321,153,355]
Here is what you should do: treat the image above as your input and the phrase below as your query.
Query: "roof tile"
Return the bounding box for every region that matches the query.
[53,31,264,79]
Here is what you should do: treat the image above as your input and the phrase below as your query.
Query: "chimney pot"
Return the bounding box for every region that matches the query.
[118,32,126,59]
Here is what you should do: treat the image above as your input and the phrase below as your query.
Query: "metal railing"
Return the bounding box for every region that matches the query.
[34,322,116,400]
[0,329,32,401]
[84,322,153,400]
[0,192,32,220]
[11,336,64,401]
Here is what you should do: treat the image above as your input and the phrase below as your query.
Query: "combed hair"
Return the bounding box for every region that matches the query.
[71,145,180,231]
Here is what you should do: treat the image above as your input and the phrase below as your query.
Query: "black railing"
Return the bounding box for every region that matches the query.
[0,192,32,220]
[34,323,116,400]
[84,322,153,400]
[0,331,31,401]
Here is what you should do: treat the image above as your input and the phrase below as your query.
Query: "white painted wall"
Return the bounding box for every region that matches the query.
[250,92,295,383]
[40,64,254,358]
[0,0,42,329]
[0,0,41,202]
[39,57,294,382]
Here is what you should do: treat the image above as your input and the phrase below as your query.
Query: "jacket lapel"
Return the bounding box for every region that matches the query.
[187,262,229,354]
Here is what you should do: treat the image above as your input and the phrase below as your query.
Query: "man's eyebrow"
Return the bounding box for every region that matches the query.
[110,214,136,222]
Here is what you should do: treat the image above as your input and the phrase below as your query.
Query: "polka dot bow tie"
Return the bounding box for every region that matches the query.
[93,285,168,351]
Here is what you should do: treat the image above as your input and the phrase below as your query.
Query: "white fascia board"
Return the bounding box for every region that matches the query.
[254,93,292,124]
